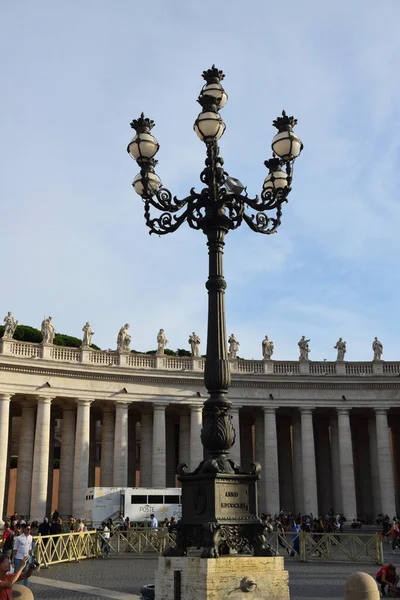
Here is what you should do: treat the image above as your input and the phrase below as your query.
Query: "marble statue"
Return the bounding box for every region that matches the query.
[372,337,383,361]
[334,337,346,361]
[156,329,168,355]
[41,316,55,344]
[82,322,94,348]
[298,336,310,361]
[117,324,131,351]
[228,334,240,359]
[2,312,18,339]
[262,335,274,360]
[188,332,201,357]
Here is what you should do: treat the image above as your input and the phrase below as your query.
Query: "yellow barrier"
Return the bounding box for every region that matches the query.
[33,529,382,567]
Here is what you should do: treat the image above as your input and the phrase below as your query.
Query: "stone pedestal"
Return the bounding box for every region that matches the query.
[155,556,289,600]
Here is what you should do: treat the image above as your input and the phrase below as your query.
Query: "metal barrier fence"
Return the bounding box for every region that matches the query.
[33,529,383,567]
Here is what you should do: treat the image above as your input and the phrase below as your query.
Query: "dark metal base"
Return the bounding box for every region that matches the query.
[164,466,276,559]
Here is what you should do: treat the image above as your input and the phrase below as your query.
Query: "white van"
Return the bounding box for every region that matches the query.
[84,487,182,526]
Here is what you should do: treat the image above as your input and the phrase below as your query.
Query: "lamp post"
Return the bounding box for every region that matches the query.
[127,65,302,558]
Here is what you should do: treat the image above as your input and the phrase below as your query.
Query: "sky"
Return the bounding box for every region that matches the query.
[1,0,400,361]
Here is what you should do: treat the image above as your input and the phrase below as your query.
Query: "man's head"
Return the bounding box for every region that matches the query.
[23,524,31,535]
[150,514,154,519]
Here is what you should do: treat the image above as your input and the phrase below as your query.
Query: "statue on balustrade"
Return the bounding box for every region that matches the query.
[188,332,201,357]
[41,316,55,344]
[334,337,346,361]
[117,324,131,351]
[2,312,18,339]
[156,329,168,355]
[82,322,94,348]
[228,334,240,359]
[262,335,274,360]
[298,336,311,360]
[372,337,383,361]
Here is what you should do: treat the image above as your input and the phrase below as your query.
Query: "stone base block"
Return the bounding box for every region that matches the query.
[155,556,289,600]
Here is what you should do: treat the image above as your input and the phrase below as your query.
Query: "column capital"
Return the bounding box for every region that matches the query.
[75,398,92,408]
[0,394,11,402]
[153,403,168,410]
[230,406,241,413]
[35,395,53,405]
[263,407,276,415]
[300,407,315,415]
[337,407,350,416]
[190,404,203,412]
[374,407,388,416]
[114,401,131,410]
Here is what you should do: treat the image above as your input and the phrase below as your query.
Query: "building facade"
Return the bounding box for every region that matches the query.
[0,337,399,523]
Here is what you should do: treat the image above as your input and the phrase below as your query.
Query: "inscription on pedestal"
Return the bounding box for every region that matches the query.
[217,483,250,517]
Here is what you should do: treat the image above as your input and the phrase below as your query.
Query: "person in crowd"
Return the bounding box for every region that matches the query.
[390,520,400,552]
[150,514,158,528]
[9,514,18,531]
[290,520,302,557]
[38,518,51,537]
[168,517,177,534]
[376,563,399,596]
[0,554,34,597]
[11,523,33,588]
[0,522,14,557]
[76,519,86,532]
[50,518,62,536]
[100,521,110,557]
[52,509,60,522]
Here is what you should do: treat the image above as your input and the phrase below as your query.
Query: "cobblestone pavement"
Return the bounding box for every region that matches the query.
[29,546,398,600]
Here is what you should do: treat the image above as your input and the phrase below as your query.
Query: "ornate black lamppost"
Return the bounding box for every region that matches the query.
[127,66,302,558]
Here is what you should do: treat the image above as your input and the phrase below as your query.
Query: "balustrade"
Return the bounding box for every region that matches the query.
[0,340,398,377]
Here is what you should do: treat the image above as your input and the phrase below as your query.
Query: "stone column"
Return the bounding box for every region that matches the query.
[88,415,97,487]
[190,405,203,471]
[113,402,129,487]
[0,394,11,525]
[368,417,381,518]
[58,406,76,516]
[140,409,153,487]
[230,407,241,466]
[101,405,114,487]
[255,414,265,513]
[72,399,92,517]
[337,408,357,520]
[314,417,332,517]
[152,404,166,487]
[330,414,342,514]
[292,413,303,515]
[128,412,137,487]
[300,408,318,516]
[375,408,396,517]
[179,413,190,467]
[30,396,52,522]
[264,408,279,516]
[277,417,294,512]
[165,417,176,487]
[15,404,35,518]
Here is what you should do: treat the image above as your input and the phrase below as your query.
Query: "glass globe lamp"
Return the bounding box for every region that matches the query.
[128,132,159,162]
[194,111,226,142]
[200,82,228,108]
[132,171,161,197]
[271,129,302,162]
[263,160,288,192]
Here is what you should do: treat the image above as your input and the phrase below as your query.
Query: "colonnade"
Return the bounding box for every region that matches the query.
[0,393,398,523]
